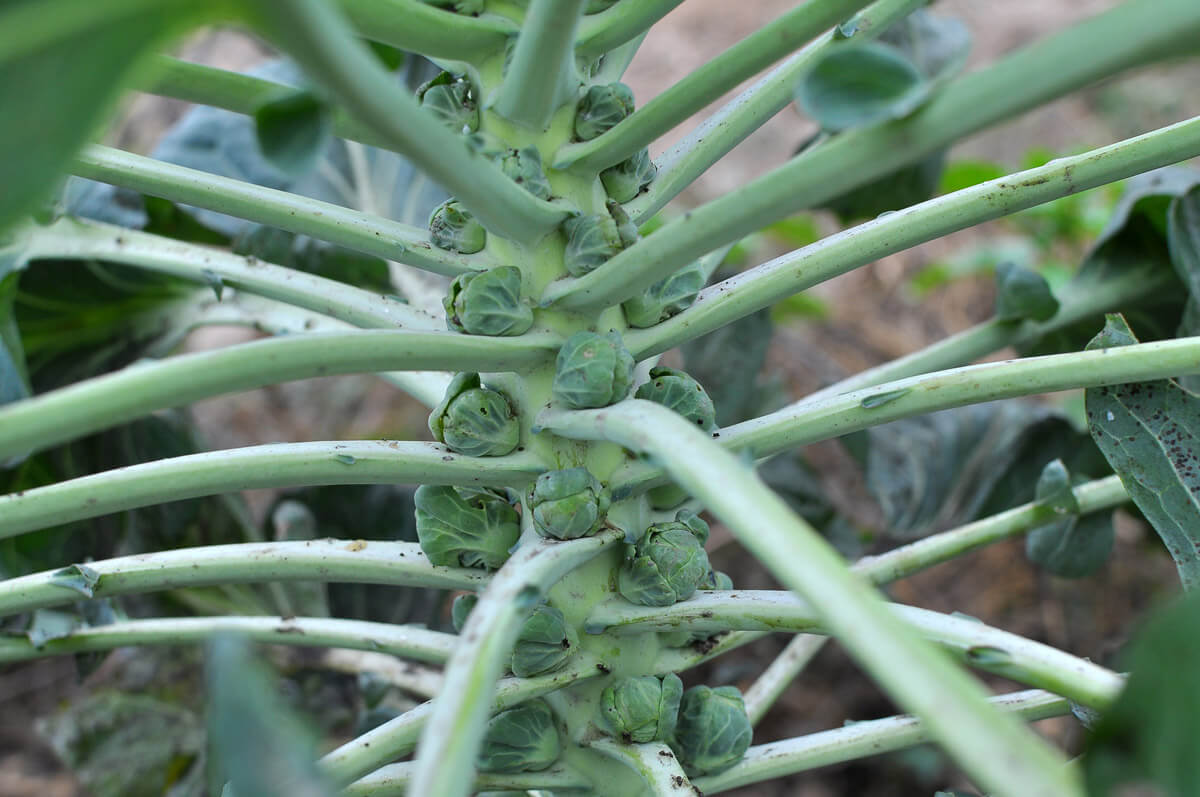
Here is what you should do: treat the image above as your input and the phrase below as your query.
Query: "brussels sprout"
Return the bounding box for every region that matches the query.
[562,213,624,277]
[622,259,705,328]
[443,266,533,337]
[635,367,718,432]
[417,72,478,133]
[671,685,752,776]
[527,467,611,540]
[597,673,683,743]
[700,569,734,591]
[451,592,478,632]
[600,148,657,203]
[429,372,520,457]
[499,147,553,200]
[618,523,710,606]
[478,699,561,773]
[429,200,486,254]
[511,605,577,677]
[674,508,710,545]
[552,331,635,409]
[575,82,635,141]
[414,485,521,570]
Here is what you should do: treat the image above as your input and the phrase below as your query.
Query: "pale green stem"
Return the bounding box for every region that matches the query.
[406,527,624,797]
[133,56,389,150]
[342,762,590,797]
[574,0,684,58]
[321,653,604,786]
[624,0,923,224]
[0,327,556,460]
[250,0,566,244]
[857,476,1127,584]
[548,0,1200,311]
[555,0,874,173]
[663,476,1130,710]
[492,0,586,131]
[587,739,693,796]
[591,31,647,84]
[0,441,545,540]
[588,592,1122,709]
[799,260,1172,406]
[613,337,1200,499]
[538,400,1079,797]
[743,476,1129,723]
[189,292,452,406]
[0,540,486,619]
[23,217,441,330]
[71,145,484,278]
[696,689,1071,795]
[725,337,1200,465]
[625,118,1200,356]
[337,0,517,61]
[0,615,456,665]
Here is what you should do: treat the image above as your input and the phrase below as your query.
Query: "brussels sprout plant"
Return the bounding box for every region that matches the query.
[2,1,1200,796]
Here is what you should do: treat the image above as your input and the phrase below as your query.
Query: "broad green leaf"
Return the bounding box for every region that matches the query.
[994,261,1059,322]
[207,635,334,797]
[1024,459,1114,578]
[0,0,207,233]
[855,403,1103,540]
[796,42,927,132]
[1017,169,1200,358]
[1085,314,1200,590]
[807,9,969,220]
[1084,590,1200,794]
[253,88,333,175]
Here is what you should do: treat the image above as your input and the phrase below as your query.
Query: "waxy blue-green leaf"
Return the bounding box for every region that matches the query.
[1024,459,1114,578]
[1084,589,1200,794]
[207,635,334,797]
[1085,313,1200,590]
[253,88,333,176]
[795,42,927,133]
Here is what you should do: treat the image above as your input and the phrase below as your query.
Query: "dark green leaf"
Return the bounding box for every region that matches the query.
[681,307,784,427]
[206,635,334,797]
[994,261,1059,322]
[859,403,1101,540]
[1024,460,1114,578]
[1084,590,1200,794]
[820,152,945,223]
[1085,314,1200,590]
[41,689,206,797]
[0,1,205,233]
[254,89,333,176]
[1018,168,1200,358]
[797,42,927,132]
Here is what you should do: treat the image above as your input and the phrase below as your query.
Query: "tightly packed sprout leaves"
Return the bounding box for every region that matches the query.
[4,1,1200,796]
